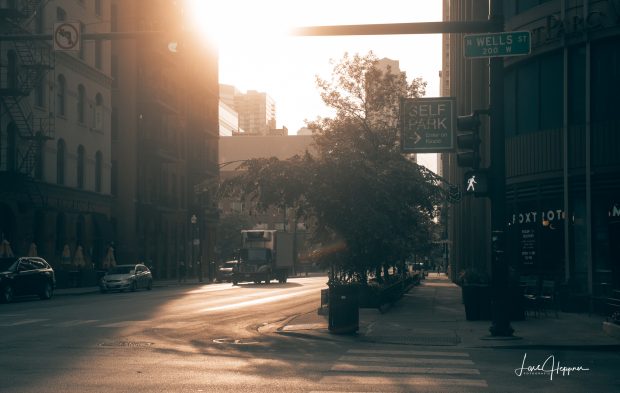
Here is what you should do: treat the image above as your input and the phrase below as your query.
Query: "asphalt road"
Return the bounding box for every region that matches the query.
[1,276,619,392]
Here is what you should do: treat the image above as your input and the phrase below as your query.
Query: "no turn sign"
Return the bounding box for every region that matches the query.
[53,22,80,51]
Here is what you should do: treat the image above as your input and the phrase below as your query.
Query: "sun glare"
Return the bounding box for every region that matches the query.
[184,0,291,50]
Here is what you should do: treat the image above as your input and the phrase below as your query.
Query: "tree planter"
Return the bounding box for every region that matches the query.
[328,284,359,334]
[462,284,491,321]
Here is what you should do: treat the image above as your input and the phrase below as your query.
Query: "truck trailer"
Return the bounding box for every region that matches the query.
[232,230,294,285]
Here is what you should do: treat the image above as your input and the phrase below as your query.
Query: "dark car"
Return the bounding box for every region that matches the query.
[216,260,238,282]
[0,257,56,303]
[99,264,153,293]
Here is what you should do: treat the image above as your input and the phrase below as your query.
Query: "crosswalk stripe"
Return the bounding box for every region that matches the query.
[0,318,48,326]
[44,320,99,327]
[340,355,474,365]
[319,375,488,387]
[331,363,480,375]
[347,349,469,357]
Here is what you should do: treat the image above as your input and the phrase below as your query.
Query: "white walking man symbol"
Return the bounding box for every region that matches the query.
[466,175,477,191]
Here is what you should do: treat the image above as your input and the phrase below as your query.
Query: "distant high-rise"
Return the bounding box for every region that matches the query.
[234,90,276,136]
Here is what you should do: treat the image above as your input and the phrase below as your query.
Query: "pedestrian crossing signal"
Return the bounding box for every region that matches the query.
[463,170,489,197]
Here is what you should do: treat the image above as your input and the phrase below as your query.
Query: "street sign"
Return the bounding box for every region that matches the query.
[463,31,530,58]
[401,97,456,153]
[53,22,81,51]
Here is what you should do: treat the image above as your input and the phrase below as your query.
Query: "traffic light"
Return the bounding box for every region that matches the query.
[456,113,481,169]
[463,170,490,197]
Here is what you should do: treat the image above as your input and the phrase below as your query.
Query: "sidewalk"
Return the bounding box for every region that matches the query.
[279,273,620,349]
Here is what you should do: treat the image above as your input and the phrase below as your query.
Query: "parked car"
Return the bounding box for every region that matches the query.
[0,257,56,303]
[216,260,238,282]
[99,264,153,293]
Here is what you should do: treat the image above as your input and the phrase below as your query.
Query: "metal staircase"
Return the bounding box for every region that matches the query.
[0,0,53,208]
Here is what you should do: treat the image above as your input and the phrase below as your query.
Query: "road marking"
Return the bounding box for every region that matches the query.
[318,375,488,387]
[318,346,488,391]
[347,348,470,357]
[199,287,319,312]
[44,320,99,327]
[0,318,48,326]
[331,363,480,375]
[97,320,150,327]
[339,355,474,365]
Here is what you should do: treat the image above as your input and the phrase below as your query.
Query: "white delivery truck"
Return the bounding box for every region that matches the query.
[232,230,294,285]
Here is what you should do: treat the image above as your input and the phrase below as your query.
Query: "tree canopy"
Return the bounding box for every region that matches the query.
[220,51,443,284]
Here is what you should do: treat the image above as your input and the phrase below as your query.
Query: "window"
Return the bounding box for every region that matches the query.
[56,7,66,21]
[95,0,102,16]
[94,93,104,130]
[34,77,45,107]
[56,139,65,185]
[111,107,118,141]
[592,38,620,123]
[95,40,102,69]
[35,5,44,33]
[79,22,86,60]
[77,84,85,124]
[507,51,564,135]
[56,75,66,116]
[111,55,118,87]
[35,138,45,180]
[95,151,103,192]
[111,159,118,196]
[111,4,117,31]
[7,123,17,172]
[517,61,539,134]
[77,145,85,189]
[568,46,586,126]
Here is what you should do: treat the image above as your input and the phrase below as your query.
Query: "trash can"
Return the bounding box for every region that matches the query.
[328,284,359,334]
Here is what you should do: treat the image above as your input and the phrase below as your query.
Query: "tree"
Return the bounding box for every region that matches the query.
[220,51,441,284]
[216,212,250,262]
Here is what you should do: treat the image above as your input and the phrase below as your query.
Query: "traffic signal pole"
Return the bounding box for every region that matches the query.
[487,1,514,337]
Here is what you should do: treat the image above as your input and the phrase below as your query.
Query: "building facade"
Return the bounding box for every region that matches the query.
[443,0,620,312]
[0,0,115,286]
[0,1,220,286]
[111,0,220,281]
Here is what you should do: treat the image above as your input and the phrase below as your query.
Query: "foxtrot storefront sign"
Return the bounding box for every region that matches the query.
[511,209,566,225]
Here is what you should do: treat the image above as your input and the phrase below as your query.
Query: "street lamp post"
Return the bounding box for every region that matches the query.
[191,214,202,283]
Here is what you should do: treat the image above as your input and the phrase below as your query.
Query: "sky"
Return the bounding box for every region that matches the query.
[185,0,443,171]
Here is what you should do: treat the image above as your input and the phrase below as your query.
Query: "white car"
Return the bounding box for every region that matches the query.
[100,264,153,293]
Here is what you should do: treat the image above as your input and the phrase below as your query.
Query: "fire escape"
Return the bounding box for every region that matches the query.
[0,0,54,208]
